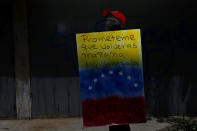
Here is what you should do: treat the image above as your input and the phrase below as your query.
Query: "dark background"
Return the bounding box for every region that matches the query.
[0,0,197,117]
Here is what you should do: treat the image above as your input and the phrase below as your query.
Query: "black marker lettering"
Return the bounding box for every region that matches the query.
[81,35,88,42]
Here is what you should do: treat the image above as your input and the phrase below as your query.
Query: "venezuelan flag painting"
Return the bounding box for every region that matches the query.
[76,29,146,127]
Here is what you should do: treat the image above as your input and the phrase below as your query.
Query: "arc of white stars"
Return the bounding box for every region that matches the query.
[127,76,132,80]
[88,85,93,90]
[119,71,123,76]
[134,83,138,87]
[93,78,98,83]
[101,74,105,78]
[109,70,113,75]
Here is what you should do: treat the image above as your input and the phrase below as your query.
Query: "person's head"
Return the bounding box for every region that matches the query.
[103,9,126,31]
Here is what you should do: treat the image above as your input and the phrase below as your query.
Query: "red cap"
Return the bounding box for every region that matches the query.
[103,9,126,26]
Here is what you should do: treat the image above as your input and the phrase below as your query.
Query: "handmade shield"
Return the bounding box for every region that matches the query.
[76,29,146,127]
